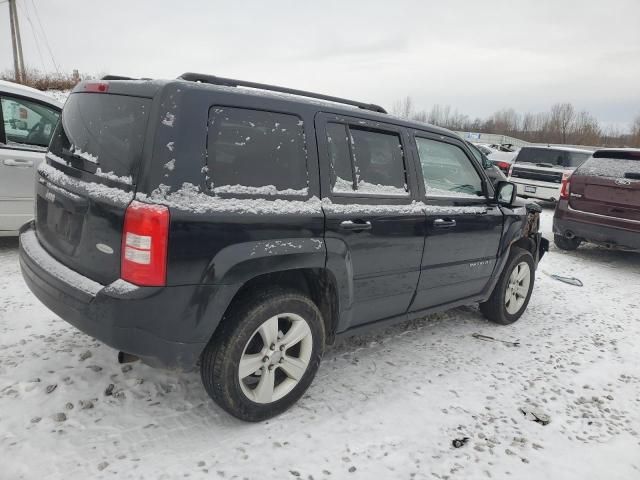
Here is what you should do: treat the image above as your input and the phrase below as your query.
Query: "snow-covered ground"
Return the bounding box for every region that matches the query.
[1,208,639,479]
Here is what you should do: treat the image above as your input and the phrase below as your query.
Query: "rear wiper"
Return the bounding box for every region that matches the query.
[535,163,555,168]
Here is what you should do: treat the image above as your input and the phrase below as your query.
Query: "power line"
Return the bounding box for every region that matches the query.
[30,0,60,74]
[16,0,47,71]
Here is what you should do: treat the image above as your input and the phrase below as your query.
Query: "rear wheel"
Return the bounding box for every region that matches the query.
[480,247,535,325]
[554,234,581,251]
[200,288,324,422]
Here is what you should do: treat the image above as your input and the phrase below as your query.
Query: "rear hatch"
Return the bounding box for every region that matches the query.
[569,150,640,222]
[510,147,591,183]
[35,88,151,285]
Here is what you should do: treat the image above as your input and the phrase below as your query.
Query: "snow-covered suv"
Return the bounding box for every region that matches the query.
[19,73,548,421]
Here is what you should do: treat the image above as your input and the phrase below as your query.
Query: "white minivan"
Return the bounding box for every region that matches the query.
[508,146,593,202]
[0,80,62,236]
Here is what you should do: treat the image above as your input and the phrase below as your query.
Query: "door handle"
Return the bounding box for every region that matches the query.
[4,158,34,167]
[433,218,456,228]
[339,220,372,231]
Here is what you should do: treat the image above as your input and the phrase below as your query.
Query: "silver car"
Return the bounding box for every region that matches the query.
[0,80,62,236]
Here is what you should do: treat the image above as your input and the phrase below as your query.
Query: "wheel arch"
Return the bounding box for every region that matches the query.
[200,267,342,356]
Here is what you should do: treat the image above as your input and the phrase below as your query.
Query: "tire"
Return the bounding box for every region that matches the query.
[200,287,325,422]
[554,234,581,251]
[480,247,535,325]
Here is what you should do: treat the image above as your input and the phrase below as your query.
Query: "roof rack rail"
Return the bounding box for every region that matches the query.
[178,72,387,114]
[101,75,136,80]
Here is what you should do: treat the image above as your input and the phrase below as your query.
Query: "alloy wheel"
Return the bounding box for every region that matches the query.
[505,261,531,315]
[238,313,313,404]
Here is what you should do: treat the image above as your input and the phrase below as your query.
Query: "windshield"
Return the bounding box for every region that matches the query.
[48,93,151,181]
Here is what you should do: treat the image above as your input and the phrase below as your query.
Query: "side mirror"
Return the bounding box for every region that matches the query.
[495,181,517,206]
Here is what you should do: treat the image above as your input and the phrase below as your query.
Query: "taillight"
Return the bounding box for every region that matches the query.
[560,173,571,200]
[84,81,109,93]
[497,161,511,173]
[121,201,170,286]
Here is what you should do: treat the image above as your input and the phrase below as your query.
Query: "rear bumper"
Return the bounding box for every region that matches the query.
[554,201,640,251]
[19,222,238,369]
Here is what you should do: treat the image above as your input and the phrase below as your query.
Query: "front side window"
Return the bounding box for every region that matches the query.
[207,107,308,196]
[1,96,60,149]
[416,137,484,198]
[326,122,408,196]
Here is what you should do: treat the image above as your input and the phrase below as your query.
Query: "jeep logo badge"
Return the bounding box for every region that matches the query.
[96,243,114,255]
[44,190,56,203]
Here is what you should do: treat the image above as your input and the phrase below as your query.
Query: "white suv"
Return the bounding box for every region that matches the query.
[508,146,592,202]
[0,80,62,236]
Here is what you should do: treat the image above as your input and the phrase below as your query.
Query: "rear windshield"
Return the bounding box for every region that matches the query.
[48,93,150,183]
[515,148,590,168]
[578,154,640,179]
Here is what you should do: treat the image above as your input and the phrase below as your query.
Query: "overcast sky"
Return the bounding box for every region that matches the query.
[2,0,639,128]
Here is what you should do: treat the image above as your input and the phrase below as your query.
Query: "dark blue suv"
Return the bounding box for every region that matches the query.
[19,73,548,421]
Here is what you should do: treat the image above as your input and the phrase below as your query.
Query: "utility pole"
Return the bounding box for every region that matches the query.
[8,0,25,83]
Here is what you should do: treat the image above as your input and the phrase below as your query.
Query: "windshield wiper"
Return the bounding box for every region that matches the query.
[535,163,556,168]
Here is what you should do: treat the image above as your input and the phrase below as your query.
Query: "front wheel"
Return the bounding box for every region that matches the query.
[480,247,535,325]
[200,288,325,422]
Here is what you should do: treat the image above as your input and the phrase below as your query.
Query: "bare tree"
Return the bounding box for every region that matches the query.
[573,111,601,146]
[389,96,639,147]
[392,96,414,119]
[549,103,576,144]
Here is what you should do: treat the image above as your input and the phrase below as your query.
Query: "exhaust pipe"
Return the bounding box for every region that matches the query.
[118,351,139,364]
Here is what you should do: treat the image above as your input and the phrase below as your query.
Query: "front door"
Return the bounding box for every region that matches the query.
[410,133,503,311]
[0,94,59,233]
[316,113,425,331]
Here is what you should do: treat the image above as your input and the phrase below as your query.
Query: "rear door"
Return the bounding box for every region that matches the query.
[0,94,60,232]
[410,133,503,311]
[34,90,151,284]
[569,151,640,222]
[316,113,425,330]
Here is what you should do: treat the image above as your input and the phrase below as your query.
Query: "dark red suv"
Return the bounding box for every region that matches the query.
[553,148,640,251]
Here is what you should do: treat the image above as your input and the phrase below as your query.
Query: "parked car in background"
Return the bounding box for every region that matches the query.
[553,148,640,251]
[0,80,62,236]
[467,141,507,186]
[508,146,592,202]
[19,73,547,421]
[474,143,518,174]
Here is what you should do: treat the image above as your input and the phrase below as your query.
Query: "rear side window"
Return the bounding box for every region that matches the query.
[326,122,408,196]
[326,123,354,192]
[207,107,308,196]
[48,93,150,182]
[416,137,484,197]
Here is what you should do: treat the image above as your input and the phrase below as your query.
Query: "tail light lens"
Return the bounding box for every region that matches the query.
[496,161,511,173]
[560,173,571,200]
[121,201,170,286]
[84,81,109,93]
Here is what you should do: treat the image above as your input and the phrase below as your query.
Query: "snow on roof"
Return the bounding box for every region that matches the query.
[527,145,594,153]
[0,79,64,108]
